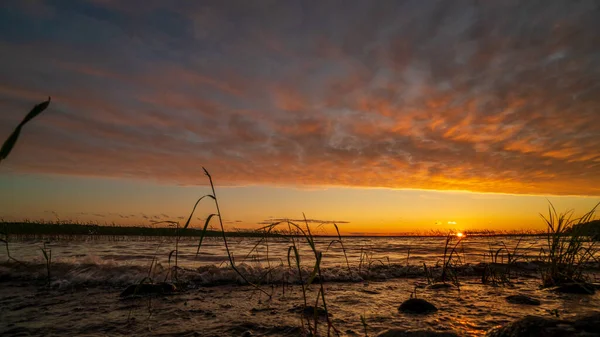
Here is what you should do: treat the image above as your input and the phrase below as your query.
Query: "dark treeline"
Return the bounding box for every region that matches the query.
[0,221,558,238]
[571,219,600,240]
[0,222,275,238]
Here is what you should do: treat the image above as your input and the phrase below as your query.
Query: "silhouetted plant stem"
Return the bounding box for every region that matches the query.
[1,97,51,163]
[203,167,271,298]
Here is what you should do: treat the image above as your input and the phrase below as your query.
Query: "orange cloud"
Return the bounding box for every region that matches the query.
[0,1,599,196]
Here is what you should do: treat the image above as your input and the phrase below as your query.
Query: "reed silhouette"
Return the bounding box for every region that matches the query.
[0,97,51,163]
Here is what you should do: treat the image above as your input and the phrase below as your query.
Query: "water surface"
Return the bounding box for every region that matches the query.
[1,235,598,336]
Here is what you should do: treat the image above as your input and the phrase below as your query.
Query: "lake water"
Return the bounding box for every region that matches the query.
[1,235,599,336]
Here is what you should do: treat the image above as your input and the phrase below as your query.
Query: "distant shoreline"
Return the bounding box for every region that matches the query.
[0,221,550,238]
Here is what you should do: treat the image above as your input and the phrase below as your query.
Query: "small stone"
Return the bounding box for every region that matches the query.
[398,298,437,314]
[505,294,541,305]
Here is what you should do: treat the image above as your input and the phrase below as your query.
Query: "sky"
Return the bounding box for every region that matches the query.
[0,0,599,234]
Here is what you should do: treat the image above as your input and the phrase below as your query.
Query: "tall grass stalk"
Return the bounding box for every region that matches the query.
[360,314,368,337]
[481,237,529,286]
[0,228,22,264]
[540,202,599,288]
[194,168,272,298]
[286,222,308,305]
[326,223,352,277]
[149,220,181,283]
[439,234,463,286]
[260,217,340,336]
[41,241,52,285]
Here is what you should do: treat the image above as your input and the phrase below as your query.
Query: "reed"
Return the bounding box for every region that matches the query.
[191,168,272,298]
[360,314,369,337]
[286,223,308,306]
[259,217,340,336]
[0,227,17,263]
[439,234,463,287]
[326,223,352,277]
[482,244,510,286]
[539,202,599,288]
[0,99,50,268]
[38,242,52,285]
[481,237,529,286]
[356,244,391,279]
[0,97,51,163]
[143,220,182,283]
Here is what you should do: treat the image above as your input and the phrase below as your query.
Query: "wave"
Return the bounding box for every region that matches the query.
[0,259,557,289]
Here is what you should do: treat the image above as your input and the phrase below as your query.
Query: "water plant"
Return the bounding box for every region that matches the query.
[259,217,340,336]
[1,98,50,273]
[481,237,530,286]
[40,241,52,285]
[439,234,463,287]
[163,221,181,283]
[357,245,391,279]
[360,314,369,336]
[539,202,599,288]
[326,223,352,277]
[0,226,20,264]
[196,167,273,298]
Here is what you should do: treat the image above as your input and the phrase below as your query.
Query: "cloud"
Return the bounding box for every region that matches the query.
[0,0,598,196]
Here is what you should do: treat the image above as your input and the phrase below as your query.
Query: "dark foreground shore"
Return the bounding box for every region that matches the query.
[1,273,599,336]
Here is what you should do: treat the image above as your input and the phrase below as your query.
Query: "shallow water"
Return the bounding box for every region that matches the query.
[1,236,599,336]
[0,235,548,270]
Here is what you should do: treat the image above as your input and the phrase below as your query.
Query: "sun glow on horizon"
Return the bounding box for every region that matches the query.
[1,174,598,234]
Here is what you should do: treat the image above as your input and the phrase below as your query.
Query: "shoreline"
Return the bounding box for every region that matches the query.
[1,221,553,238]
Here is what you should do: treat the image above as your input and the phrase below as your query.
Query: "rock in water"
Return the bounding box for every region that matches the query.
[486,313,600,337]
[572,312,600,333]
[398,298,437,314]
[486,316,564,337]
[551,283,595,294]
[378,330,458,337]
[119,282,177,297]
[505,294,541,305]
[288,305,330,318]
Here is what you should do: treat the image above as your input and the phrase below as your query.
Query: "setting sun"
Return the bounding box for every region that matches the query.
[456,232,464,238]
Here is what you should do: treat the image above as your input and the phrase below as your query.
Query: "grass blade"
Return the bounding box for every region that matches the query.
[183,195,215,230]
[1,97,51,162]
[306,252,322,287]
[195,213,217,257]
